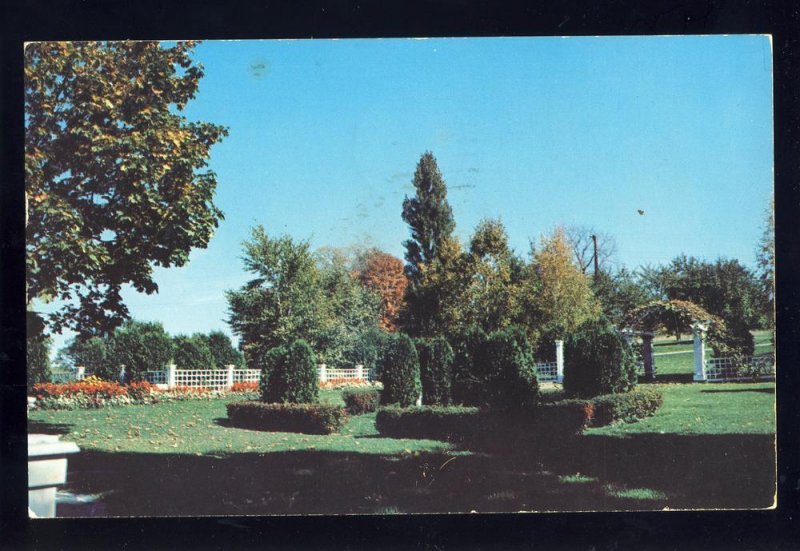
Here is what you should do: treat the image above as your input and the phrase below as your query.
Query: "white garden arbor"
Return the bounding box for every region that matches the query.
[621,300,730,382]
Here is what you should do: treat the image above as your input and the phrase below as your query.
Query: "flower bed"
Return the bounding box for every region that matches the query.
[30,378,259,410]
[319,378,379,390]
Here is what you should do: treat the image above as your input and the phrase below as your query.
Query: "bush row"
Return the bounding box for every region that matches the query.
[375,405,481,440]
[226,401,348,435]
[374,388,663,441]
[375,400,595,442]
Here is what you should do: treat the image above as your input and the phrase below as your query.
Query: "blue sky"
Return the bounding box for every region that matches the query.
[43,36,775,352]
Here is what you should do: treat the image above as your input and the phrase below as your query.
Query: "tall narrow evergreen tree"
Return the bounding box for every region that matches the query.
[401,152,458,336]
[402,152,456,284]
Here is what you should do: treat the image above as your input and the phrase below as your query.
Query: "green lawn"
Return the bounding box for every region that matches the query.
[28,393,455,457]
[29,382,775,515]
[591,382,775,435]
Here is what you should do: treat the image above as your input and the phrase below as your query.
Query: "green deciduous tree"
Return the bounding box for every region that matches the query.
[403,237,470,338]
[756,197,775,333]
[592,268,652,326]
[227,227,327,367]
[652,254,764,351]
[227,230,382,368]
[108,320,174,382]
[463,218,523,334]
[203,330,244,368]
[520,227,601,341]
[25,41,228,337]
[315,248,383,367]
[173,334,215,370]
[63,336,115,380]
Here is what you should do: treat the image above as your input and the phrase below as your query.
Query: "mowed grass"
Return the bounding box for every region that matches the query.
[651,330,774,377]
[28,389,455,457]
[590,382,775,436]
[28,382,775,515]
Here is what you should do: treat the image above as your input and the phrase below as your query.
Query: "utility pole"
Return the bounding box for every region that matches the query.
[591,234,599,283]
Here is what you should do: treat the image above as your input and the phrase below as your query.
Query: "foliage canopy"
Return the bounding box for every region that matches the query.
[25,41,227,337]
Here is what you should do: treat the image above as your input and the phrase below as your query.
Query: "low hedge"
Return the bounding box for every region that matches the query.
[375,405,481,441]
[590,388,664,427]
[375,400,595,443]
[342,387,380,415]
[226,401,348,435]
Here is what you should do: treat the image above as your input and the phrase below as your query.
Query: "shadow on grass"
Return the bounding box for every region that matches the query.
[649,374,694,384]
[54,430,775,517]
[28,419,74,435]
[700,388,775,394]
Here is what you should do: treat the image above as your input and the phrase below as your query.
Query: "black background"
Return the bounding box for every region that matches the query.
[2,1,799,549]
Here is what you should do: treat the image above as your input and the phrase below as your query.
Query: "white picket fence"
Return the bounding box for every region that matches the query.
[705,354,775,382]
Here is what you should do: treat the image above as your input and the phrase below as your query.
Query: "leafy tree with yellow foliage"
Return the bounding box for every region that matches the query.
[25,41,227,337]
[521,227,601,341]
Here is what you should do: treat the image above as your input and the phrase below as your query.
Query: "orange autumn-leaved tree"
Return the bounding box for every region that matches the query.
[356,250,408,332]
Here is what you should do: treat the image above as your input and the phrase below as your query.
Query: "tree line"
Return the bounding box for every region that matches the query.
[225,151,773,369]
[29,322,242,386]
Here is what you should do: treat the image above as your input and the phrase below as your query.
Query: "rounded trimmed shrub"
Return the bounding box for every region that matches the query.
[260,339,319,404]
[473,326,539,410]
[449,325,488,406]
[563,317,637,398]
[378,333,420,407]
[415,336,454,405]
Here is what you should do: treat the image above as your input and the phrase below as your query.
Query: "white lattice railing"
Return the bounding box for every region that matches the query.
[50,370,82,383]
[144,367,259,390]
[232,369,260,383]
[322,367,360,380]
[318,365,376,383]
[173,369,227,390]
[144,370,168,385]
[536,362,559,382]
[705,354,775,382]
